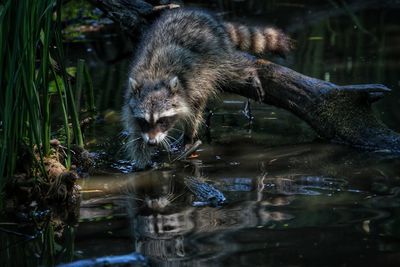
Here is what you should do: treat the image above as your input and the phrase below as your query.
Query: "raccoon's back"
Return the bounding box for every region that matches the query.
[143,9,233,55]
[131,8,293,80]
[138,8,292,59]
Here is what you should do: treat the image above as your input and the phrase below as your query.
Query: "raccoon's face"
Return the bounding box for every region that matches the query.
[127,76,188,146]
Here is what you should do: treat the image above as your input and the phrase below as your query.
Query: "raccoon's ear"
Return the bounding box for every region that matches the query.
[169,76,179,94]
[129,78,139,96]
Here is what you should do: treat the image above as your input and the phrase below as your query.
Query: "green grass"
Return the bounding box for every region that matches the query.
[0,0,88,208]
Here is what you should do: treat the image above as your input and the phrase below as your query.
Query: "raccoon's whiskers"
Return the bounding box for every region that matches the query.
[170,127,184,133]
[166,135,178,143]
[168,191,185,203]
[161,139,171,153]
[166,135,184,149]
[125,137,142,145]
[116,136,141,154]
[164,138,173,152]
[120,187,145,202]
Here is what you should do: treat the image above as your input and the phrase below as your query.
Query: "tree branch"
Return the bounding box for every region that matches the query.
[88,0,180,35]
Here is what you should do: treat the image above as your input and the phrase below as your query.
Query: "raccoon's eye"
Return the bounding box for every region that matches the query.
[156,116,176,130]
[135,117,149,131]
[157,117,168,126]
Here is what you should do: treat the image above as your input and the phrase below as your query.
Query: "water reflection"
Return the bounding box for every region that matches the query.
[73,139,400,265]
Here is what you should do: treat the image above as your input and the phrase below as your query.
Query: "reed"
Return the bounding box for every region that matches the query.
[0,0,86,207]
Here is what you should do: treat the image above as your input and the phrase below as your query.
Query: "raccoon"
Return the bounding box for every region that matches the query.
[122,8,293,168]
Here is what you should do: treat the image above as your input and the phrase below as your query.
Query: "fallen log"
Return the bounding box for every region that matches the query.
[87,0,400,152]
[230,59,399,151]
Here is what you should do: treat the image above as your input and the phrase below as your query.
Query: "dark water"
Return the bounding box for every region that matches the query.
[2,1,400,266]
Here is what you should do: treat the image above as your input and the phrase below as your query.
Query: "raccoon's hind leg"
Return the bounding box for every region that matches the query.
[244,66,264,102]
[226,52,265,102]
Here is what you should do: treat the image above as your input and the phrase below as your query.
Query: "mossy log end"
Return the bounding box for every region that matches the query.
[88,0,400,152]
[227,59,398,152]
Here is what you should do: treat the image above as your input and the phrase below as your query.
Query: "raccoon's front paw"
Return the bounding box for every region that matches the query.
[130,145,152,170]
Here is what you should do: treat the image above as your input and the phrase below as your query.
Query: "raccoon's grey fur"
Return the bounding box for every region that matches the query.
[122,8,293,168]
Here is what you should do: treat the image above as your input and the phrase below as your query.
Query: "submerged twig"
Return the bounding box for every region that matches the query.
[172,140,202,162]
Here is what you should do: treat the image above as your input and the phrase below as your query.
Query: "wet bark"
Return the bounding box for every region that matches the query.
[87,0,400,152]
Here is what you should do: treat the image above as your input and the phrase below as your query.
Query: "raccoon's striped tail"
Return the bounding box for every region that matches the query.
[223,22,294,56]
